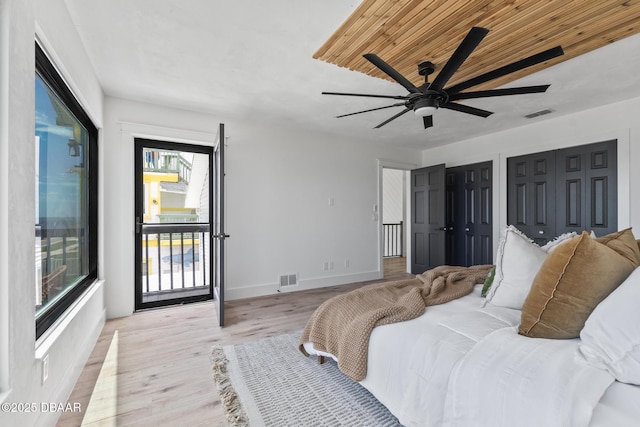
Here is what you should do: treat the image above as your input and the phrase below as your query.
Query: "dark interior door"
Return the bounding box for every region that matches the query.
[411,164,446,274]
[446,161,493,266]
[507,140,617,244]
[474,163,493,265]
[507,150,556,245]
[213,123,227,327]
[556,140,617,236]
[445,170,463,265]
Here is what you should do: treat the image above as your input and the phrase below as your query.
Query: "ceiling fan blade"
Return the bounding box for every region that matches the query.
[374,108,411,128]
[363,53,421,94]
[429,27,489,91]
[446,46,564,95]
[441,102,493,117]
[322,91,408,100]
[336,102,406,118]
[448,85,550,101]
[423,115,433,129]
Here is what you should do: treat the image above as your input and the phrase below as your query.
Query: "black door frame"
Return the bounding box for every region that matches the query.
[134,138,214,310]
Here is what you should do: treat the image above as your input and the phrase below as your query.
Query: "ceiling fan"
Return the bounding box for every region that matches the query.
[323,27,564,130]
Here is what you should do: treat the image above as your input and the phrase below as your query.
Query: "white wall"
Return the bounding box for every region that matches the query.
[0,1,106,426]
[224,123,419,299]
[102,97,422,317]
[0,0,36,417]
[382,168,404,224]
[420,98,638,259]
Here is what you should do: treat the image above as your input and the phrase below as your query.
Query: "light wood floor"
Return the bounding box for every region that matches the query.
[56,258,410,427]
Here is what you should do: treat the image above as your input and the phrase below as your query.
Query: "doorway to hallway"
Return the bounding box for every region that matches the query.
[381,167,410,277]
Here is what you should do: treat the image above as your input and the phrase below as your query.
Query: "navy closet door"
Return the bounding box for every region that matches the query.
[446,161,493,267]
[507,140,617,244]
[411,164,446,274]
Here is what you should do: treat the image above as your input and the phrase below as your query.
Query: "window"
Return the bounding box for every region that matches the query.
[35,43,98,339]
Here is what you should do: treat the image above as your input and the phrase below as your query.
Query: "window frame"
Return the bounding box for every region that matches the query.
[35,43,99,339]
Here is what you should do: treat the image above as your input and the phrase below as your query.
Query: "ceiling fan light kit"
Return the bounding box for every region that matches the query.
[413,98,438,117]
[323,27,564,131]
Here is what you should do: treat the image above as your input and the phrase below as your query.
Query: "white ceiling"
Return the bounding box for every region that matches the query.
[63,0,640,150]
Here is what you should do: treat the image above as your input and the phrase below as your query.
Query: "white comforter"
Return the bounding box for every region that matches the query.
[342,285,616,427]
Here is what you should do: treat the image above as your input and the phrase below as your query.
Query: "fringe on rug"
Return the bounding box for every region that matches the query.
[210,345,250,427]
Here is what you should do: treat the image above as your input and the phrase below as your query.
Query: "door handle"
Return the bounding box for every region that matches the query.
[135,216,142,234]
[212,233,230,240]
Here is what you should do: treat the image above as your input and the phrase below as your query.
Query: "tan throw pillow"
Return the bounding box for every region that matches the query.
[519,231,636,339]
[594,228,640,266]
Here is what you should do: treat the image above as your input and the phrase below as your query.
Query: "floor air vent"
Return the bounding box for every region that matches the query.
[524,108,554,119]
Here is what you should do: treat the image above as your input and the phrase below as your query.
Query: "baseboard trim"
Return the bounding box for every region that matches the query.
[225,270,382,301]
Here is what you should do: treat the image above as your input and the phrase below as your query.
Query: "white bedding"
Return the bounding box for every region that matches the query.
[442,327,613,427]
[303,285,640,427]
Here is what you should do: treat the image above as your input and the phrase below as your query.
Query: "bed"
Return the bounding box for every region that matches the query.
[300,226,640,427]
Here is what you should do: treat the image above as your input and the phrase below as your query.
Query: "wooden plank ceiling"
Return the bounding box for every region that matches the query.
[314,0,640,91]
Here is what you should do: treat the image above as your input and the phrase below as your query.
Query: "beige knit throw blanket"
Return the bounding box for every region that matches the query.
[298,264,494,381]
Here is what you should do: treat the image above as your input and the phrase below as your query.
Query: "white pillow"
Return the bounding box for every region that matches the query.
[540,231,577,252]
[579,267,640,385]
[485,225,548,309]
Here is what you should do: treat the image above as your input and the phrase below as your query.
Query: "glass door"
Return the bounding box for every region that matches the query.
[134,138,213,310]
[213,123,227,326]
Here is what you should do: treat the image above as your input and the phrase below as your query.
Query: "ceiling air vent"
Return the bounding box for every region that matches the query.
[524,109,554,119]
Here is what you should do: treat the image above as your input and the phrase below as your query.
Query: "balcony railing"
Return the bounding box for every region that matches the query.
[383,221,403,258]
[37,226,84,276]
[141,223,210,302]
[36,224,85,306]
[156,213,199,223]
[143,150,192,183]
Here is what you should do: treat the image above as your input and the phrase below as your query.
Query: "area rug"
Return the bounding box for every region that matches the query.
[210,331,401,426]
